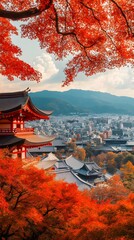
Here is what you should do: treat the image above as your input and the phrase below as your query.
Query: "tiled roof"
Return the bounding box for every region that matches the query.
[35,155,103,189]
[19,134,55,144]
[55,169,92,190]
[0,135,24,147]
[55,160,69,169]
[65,155,84,169]
[0,89,52,118]
[0,134,55,148]
[86,162,101,171]
[37,159,57,170]
[29,146,55,153]
[41,152,59,161]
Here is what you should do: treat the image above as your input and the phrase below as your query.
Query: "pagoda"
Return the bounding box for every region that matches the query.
[0,88,55,159]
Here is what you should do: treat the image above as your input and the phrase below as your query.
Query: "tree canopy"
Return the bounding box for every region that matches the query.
[0,0,133,85]
[1,150,134,240]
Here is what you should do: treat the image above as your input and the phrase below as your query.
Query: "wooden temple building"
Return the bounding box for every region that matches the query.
[0,88,55,159]
[35,154,106,190]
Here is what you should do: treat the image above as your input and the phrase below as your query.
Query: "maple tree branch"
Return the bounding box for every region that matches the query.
[6,185,14,201]
[12,192,23,210]
[0,1,53,20]
[11,188,28,210]
[54,7,92,48]
[110,0,133,36]
[43,207,57,216]
[0,8,41,20]
[2,227,19,239]
[53,7,93,62]
[80,1,118,48]
[5,224,12,235]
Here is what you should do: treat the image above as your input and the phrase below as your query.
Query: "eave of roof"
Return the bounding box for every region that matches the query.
[18,134,56,147]
[65,155,84,169]
[37,160,57,170]
[0,89,52,118]
[0,136,24,147]
[0,134,55,148]
[28,98,52,117]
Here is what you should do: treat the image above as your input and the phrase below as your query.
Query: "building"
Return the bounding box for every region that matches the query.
[0,88,55,159]
[35,153,106,189]
[65,155,104,184]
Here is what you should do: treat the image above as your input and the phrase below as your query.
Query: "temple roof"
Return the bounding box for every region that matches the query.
[65,155,84,169]
[74,164,101,176]
[19,134,55,144]
[0,136,24,147]
[55,169,92,190]
[0,88,52,119]
[55,160,69,169]
[37,159,57,170]
[0,134,55,148]
[86,161,101,171]
[42,152,59,161]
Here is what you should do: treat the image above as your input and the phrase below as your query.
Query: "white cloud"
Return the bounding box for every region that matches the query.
[33,53,59,81]
[0,52,59,93]
[67,66,134,97]
[7,26,134,97]
[0,50,133,98]
[7,23,133,97]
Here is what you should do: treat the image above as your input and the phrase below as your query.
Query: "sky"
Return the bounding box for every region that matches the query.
[0,26,134,97]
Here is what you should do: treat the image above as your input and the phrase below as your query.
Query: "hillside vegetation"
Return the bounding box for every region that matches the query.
[30,89,134,115]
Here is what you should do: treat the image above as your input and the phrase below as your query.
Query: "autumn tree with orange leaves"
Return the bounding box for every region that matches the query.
[0,150,81,239]
[89,175,129,203]
[0,0,133,85]
[121,161,134,192]
[1,150,134,240]
[73,147,86,161]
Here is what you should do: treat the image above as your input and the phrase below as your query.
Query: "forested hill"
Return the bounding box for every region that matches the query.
[30,89,134,115]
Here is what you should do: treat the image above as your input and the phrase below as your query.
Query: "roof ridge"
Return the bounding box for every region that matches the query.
[0,89,30,98]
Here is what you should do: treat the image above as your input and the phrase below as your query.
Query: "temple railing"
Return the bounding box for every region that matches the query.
[15,128,34,134]
[0,128,34,135]
[0,128,13,135]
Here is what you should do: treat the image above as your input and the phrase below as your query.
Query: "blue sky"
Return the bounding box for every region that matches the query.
[0,24,134,97]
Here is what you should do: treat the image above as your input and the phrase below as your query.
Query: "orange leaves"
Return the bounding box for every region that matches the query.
[1,149,134,239]
[39,0,51,11]
[0,189,9,214]
[89,175,129,204]
[0,150,81,239]
[26,207,43,224]
[0,16,41,82]
[0,0,133,84]
[100,193,134,239]
[120,161,134,191]
[73,147,86,161]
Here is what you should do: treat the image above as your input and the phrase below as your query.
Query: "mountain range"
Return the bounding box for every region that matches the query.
[30,89,134,115]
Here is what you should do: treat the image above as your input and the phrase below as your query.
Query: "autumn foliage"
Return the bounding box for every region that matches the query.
[0,0,133,85]
[0,150,81,239]
[0,149,134,240]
